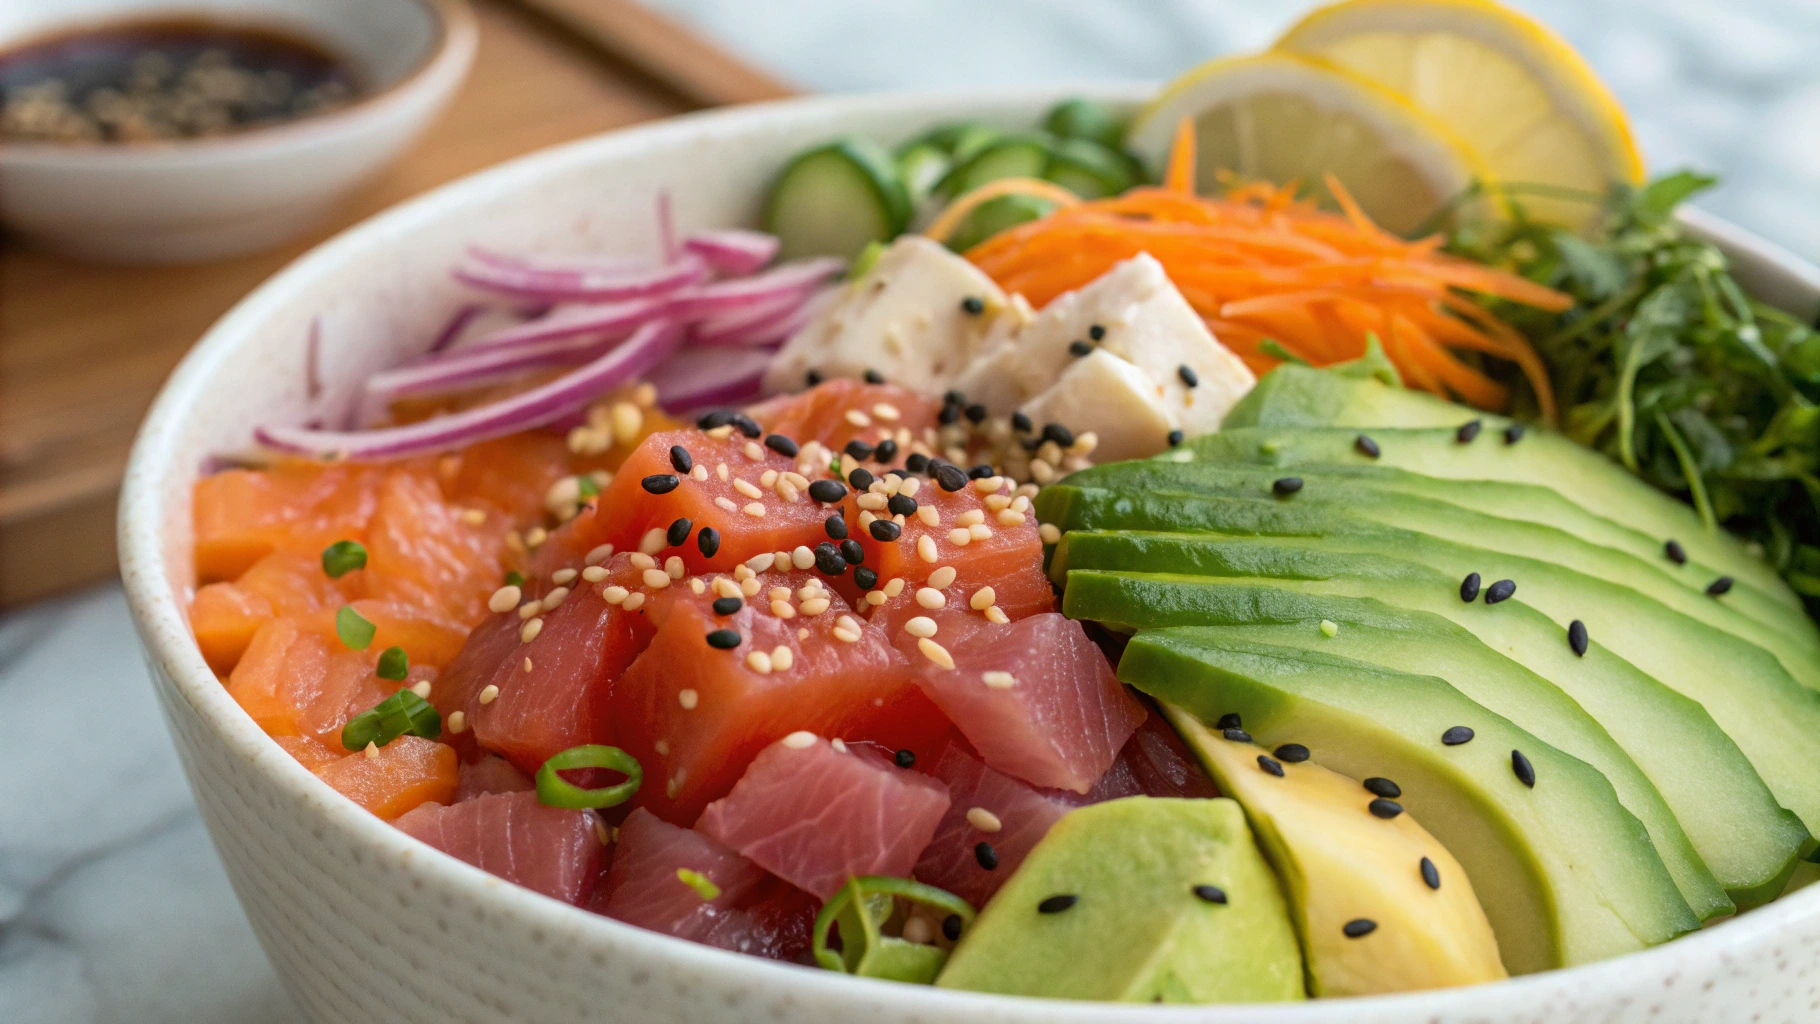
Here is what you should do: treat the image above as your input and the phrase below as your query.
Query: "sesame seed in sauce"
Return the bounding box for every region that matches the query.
[783,731,816,749]
[478,684,500,705]
[488,585,522,614]
[520,618,544,643]
[982,671,1016,689]
[918,637,954,669]
[746,651,773,674]
[917,535,939,563]
[905,616,938,638]
[742,502,766,518]
[622,593,646,611]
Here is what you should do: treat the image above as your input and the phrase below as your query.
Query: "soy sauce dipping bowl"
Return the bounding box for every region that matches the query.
[0,0,475,263]
[119,85,1820,1022]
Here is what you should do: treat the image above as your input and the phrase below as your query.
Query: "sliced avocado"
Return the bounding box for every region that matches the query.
[1116,634,1699,974]
[1066,579,1726,920]
[1055,463,1820,674]
[1214,367,1790,602]
[936,797,1305,1003]
[1052,536,1809,907]
[1163,705,1508,995]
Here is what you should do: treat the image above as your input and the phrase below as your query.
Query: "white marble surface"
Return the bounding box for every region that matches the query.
[4,2,1818,1021]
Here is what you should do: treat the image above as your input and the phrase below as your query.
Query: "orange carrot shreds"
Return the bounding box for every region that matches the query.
[1164,116,1197,194]
[921,177,1082,247]
[951,174,1566,419]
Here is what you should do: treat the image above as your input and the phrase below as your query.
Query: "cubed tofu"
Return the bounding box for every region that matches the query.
[1018,348,1175,463]
[762,236,1010,396]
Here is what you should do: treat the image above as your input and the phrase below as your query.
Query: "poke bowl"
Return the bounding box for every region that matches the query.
[120,14,1820,1022]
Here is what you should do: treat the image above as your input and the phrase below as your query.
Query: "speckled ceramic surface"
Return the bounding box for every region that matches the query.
[119,86,1820,1023]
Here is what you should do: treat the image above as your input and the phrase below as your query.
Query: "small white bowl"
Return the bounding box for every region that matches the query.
[120,85,1820,1023]
[0,0,475,263]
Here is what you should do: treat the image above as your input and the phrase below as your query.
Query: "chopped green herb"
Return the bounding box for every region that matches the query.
[676,868,722,902]
[335,605,376,650]
[340,688,440,751]
[376,645,409,681]
[1257,339,1309,366]
[320,539,367,578]
[535,744,642,809]
[812,876,975,983]
[505,571,525,588]
[576,475,600,499]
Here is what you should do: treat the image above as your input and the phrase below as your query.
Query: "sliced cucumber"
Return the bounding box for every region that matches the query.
[947,194,1056,252]
[896,142,952,207]
[764,136,911,260]
[1042,98,1127,149]
[940,133,1055,197]
[1045,137,1135,199]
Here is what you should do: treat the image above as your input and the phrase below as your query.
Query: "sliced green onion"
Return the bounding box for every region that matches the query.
[320,539,368,578]
[335,605,376,650]
[340,688,441,751]
[535,745,642,809]
[376,645,409,681]
[812,876,975,983]
[505,570,525,588]
[576,475,600,498]
[677,868,722,902]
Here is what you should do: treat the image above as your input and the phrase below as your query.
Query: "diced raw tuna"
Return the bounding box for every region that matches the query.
[696,734,951,898]
[611,573,948,824]
[1071,710,1221,805]
[456,755,535,800]
[192,460,384,583]
[913,740,1071,909]
[913,611,1144,793]
[396,790,604,905]
[602,808,816,962]
[867,562,1057,659]
[314,735,457,820]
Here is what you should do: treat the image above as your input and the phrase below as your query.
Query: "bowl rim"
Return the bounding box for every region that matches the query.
[0,0,476,163]
[117,82,1820,1020]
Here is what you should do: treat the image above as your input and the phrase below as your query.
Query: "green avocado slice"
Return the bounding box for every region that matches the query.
[1116,632,1698,973]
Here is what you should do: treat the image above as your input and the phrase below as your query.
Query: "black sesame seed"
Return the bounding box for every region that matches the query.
[1011,411,1033,433]
[1088,324,1106,341]
[807,479,848,505]
[1257,754,1285,777]
[974,842,999,870]
[1420,856,1441,890]
[943,390,966,407]
[1707,576,1734,597]
[839,539,864,565]
[666,517,692,547]
[697,527,721,559]
[1222,727,1252,743]
[869,440,896,464]
[1456,419,1483,443]
[936,465,968,492]
[863,368,885,384]
[869,519,903,542]
[730,414,762,438]
[1368,798,1404,819]
[668,445,693,473]
[887,493,918,517]
[641,474,680,494]
[968,463,996,480]
[960,296,985,315]
[1484,578,1517,604]
[1273,743,1310,763]
[1272,476,1304,497]
[942,913,964,941]
[1355,433,1381,458]
[844,439,874,461]
[1664,539,1688,565]
[905,452,931,474]
[1167,429,1185,447]
[1191,885,1228,904]
[894,748,916,768]
[854,566,879,590]
[814,544,847,576]
[847,467,875,491]
[964,403,988,424]
[1042,423,1075,448]
[1568,619,1588,657]
[1177,364,1199,388]
[1512,749,1536,788]
[696,409,733,430]
[938,404,961,425]
[1503,423,1526,445]
[1459,572,1482,603]
[805,369,823,387]
[1068,340,1093,357]
[1343,918,1377,938]
[711,596,742,616]
[705,629,740,649]
[1037,895,1078,914]
[763,434,798,457]
[1363,777,1401,799]
[1442,726,1475,746]
[1216,713,1242,730]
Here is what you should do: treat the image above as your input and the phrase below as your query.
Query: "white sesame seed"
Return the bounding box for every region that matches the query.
[364,740,380,759]
[957,509,985,527]
[996,509,1027,526]
[917,535,938,563]
[795,583,822,601]
[1039,523,1062,544]
[783,731,817,749]
[461,508,488,526]
[872,402,901,421]
[714,577,741,599]
[771,646,794,671]
[488,585,522,614]
[970,586,997,610]
[1017,483,1040,499]
[746,651,773,674]
[714,496,739,512]
[777,479,800,503]
[858,510,878,528]
[525,527,548,548]
[716,462,730,480]
[1029,459,1055,484]
[831,738,848,753]
[905,616,938,638]
[916,505,940,527]
[845,409,871,428]
[770,587,793,602]
[479,684,500,704]
[775,550,793,569]
[914,587,945,609]
[629,552,656,571]
[690,465,709,481]
[972,476,999,494]
[745,441,765,461]
[791,546,816,570]
[639,528,667,554]
[918,637,954,669]
[1011,495,1031,513]
[928,566,957,590]
[1073,431,1099,456]
[797,627,809,640]
[521,658,532,674]
[983,671,1017,689]
[679,688,699,709]
[883,578,906,598]
[622,592,646,611]
[760,469,779,488]
[856,492,888,511]
[519,602,541,620]
[520,618,544,643]
[969,524,993,541]
[837,614,861,633]
[666,556,685,579]
[603,586,629,605]
[967,807,1004,832]
[865,591,887,606]
[581,565,609,583]
[642,568,671,589]
[743,502,766,518]
[689,578,706,594]
[654,739,670,755]
[410,680,432,699]
[948,528,972,546]
[984,605,1009,624]
[800,597,831,617]
[984,493,1011,511]
[448,710,467,734]
[832,626,862,643]
[585,544,615,566]
[771,599,796,619]
[612,402,644,441]
[550,569,578,589]
[900,477,920,497]
[741,577,762,598]
[541,586,571,611]
[734,478,763,499]
[746,553,777,572]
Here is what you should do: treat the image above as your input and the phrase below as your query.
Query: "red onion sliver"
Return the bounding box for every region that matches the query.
[255,320,683,461]
[646,345,773,412]
[367,330,626,399]
[453,254,706,303]
[691,289,805,344]
[464,247,645,277]
[452,297,664,354]
[663,257,845,318]
[426,303,489,354]
[683,229,779,276]
[657,190,678,264]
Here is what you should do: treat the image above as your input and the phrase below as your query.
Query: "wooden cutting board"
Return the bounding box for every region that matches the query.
[0,0,794,608]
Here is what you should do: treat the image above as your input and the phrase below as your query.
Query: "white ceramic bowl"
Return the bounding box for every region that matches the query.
[119,85,1820,1023]
[0,0,475,263]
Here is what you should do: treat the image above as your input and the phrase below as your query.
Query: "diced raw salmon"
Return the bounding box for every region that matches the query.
[193,461,384,582]
[274,735,345,773]
[190,551,350,673]
[291,599,469,671]
[226,617,395,746]
[364,467,513,627]
[314,735,458,820]
[749,380,940,455]
[395,790,604,904]
[443,433,572,527]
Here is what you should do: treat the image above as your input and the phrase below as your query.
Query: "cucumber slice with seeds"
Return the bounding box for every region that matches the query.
[1045,137,1136,199]
[764,137,911,260]
[1043,98,1128,149]
[940,133,1054,197]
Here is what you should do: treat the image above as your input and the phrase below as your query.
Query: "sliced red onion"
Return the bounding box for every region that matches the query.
[683,230,779,276]
[464,247,645,277]
[664,257,845,319]
[366,330,627,399]
[426,303,488,354]
[697,286,835,349]
[256,320,683,461]
[452,297,664,354]
[454,253,706,303]
[657,190,678,264]
[691,289,804,345]
[646,345,773,412]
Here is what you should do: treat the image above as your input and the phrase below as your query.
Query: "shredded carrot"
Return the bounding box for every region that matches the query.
[938,129,1564,421]
[922,177,1081,247]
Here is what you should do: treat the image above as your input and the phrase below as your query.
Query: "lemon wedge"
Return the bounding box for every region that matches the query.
[1127,52,1485,236]
[1275,0,1642,227]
